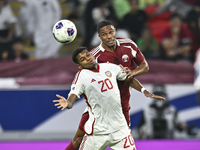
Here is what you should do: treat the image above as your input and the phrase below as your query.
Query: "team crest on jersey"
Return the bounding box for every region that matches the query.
[122,54,129,62]
[105,71,112,77]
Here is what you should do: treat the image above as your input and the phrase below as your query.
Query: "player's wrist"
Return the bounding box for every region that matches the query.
[141,87,146,94]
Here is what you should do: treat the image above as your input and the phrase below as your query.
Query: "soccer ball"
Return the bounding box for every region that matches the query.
[52,19,77,44]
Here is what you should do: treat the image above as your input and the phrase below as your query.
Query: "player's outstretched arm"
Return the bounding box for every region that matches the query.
[143,90,165,101]
[120,64,165,101]
[129,78,165,101]
[53,94,77,110]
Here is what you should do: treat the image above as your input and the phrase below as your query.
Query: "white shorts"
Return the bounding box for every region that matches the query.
[79,127,137,150]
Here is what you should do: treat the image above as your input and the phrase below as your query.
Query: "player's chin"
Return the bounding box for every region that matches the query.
[108,44,115,48]
[86,63,95,69]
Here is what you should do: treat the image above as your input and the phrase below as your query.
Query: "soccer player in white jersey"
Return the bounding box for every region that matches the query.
[53,47,165,150]
[64,20,165,150]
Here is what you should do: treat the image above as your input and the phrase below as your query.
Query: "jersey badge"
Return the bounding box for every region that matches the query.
[105,71,112,77]
[91,78,96,83]
[122,54,129,62]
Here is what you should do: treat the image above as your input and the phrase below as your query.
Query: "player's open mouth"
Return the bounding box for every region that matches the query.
[107,40,114,44]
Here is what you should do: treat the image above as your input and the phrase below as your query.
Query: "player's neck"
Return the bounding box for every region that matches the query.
[90,64,98,71]
[102,43,117,53]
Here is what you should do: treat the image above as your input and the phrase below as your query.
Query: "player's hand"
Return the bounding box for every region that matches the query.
[119,64,132,74]
[144,90,166,101]
[119,64,136,78]
[126,70,137,79]
[53,94,68,110]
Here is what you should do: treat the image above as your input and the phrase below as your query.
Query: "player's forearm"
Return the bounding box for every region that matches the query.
[133,60,149,77]
[66,94,77,109]
[129,78,143,92]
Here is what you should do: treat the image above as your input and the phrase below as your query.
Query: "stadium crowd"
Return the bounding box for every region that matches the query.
[0,0,199,64]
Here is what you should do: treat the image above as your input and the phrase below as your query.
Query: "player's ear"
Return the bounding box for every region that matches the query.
[77,64,82,69]
[98,33,100,38]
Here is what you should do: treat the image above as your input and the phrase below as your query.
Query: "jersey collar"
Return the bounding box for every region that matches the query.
[89,63,100,72]
[99,39,120,52]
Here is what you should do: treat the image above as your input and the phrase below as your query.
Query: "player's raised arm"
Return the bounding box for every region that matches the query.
[53,94,77,110]
[126,59,149,79]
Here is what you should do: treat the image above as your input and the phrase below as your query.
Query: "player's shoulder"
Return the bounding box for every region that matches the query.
[117,37,138,48]
[99,62,119,69]
[73,70,83,84]
[90,45,102,56]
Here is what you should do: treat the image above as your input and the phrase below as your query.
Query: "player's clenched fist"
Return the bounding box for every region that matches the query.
[53,94,68,110]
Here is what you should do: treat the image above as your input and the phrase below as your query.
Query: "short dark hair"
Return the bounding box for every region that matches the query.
[169,13,182,21]
[72,46,88,64]
[97,20,114,33]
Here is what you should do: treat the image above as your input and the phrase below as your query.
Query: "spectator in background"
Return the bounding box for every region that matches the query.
[121,0,148,42]
[91,0,117,26]
[160,13,192,62]
[66,0,80,19]
[137,84,187,139]
[81,0,101,49]
[186,3,200,61]
[66,0,89,19]
[111,0,130,21]
[150,0,198,21]
[137,26,159,59]
[0,0,17,61]
[19,0,62,59]
[138,0,165,10]
[186,1,200,29]
[9,38,29,62]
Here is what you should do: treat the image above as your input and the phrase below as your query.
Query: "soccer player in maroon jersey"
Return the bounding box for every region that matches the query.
[65,20,157,150]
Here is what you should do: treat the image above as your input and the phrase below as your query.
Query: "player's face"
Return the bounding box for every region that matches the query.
[76,50,96,70]
[98,25,116,48]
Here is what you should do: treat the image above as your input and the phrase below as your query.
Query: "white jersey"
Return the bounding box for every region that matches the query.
[69,63,128,135]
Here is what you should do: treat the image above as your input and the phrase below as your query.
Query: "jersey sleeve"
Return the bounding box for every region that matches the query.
[68,71,85,99]
[126,38,145,65]
[134,46,145,65]
[132,43,145,65]
[113,64,127,81]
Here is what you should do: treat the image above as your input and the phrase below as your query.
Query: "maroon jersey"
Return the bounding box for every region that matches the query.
[90,38,145,125]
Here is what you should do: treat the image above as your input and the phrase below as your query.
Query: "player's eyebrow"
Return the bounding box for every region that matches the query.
[101,28,114,34]
[86,51,90,55]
